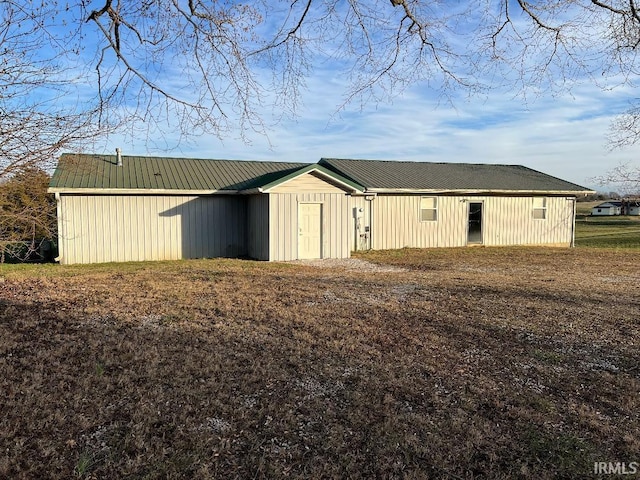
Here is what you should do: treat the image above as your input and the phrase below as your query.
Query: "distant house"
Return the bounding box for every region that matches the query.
[48,154,593,265]
[591,201,623,216]
[626,201,640,216]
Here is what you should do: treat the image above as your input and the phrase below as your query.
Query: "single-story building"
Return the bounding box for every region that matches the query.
[591,201,623,216]
[48,153,593,264]
[625,201,640,215]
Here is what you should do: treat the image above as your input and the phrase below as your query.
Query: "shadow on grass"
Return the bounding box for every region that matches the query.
[1,268,637,479]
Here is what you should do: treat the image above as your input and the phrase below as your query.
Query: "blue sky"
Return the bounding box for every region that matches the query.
[99,65,639,191]
[51,1,638,192]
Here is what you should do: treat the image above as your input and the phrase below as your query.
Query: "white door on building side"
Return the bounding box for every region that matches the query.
[298,203,322,259]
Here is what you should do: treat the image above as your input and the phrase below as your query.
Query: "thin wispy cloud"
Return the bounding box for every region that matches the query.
[62,4,639,192]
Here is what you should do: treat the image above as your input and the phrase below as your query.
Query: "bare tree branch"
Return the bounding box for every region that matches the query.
[3,0,640,150]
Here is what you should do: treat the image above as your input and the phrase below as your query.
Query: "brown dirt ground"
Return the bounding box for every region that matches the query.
[1,247,638,479]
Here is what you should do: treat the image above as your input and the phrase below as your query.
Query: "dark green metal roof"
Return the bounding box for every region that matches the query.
[319,158,592,193]
[50,153,592,194]
[50,154,307,191]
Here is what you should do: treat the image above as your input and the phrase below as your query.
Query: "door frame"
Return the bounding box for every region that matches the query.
[297,202,323,259]
[467,201,484,245]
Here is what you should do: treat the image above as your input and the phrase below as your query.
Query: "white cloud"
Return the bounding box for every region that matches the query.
[97,49,640,192]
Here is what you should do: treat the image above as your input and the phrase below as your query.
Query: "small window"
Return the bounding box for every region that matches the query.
[420,197,438,221]
[533,197,547,219]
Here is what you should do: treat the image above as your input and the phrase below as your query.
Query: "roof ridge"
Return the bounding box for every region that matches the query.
[60,152,309,165]
[321,157,524,168]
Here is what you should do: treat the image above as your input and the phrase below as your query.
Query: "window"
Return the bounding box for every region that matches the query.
[533,197,547,219]
[420,197,438,221]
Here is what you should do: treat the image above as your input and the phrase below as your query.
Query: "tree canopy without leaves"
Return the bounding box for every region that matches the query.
[2,0,640,161]
[0,3,108,180]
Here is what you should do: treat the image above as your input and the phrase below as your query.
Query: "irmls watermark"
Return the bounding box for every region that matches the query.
[594,462,639,476]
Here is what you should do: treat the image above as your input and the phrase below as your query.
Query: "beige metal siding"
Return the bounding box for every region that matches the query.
[57,194,247,264]
[269,193,351,261]
[483,196,573,246]
[269,172,348,194]
[371,195,574,250]
[247,194,269,260]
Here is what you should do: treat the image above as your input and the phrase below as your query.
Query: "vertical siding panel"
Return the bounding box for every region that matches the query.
[83,196,91,264]
[264,195,270,259]
[123,196,135,261]
[118,196,127,262]
[78,196,85,263]
[271,194,279,261]
[67,197,77,264]
[247,195,269,260]
[334,194,340,258]
[124,196,133,262]
[95,196,103,264]
[87,196,95,263]
[103,196,110,263]
[116,196,125,262]
[154,196,163,260]
[274,195,281,260]
[157,196,165,260]
[270,195,277,261]
[106,196,113,263]
[192,197,204,258]
[120,196,128,260]
[271,195,277,261]
[58,197,67,264]
[275,195,282,260]
[134,197,142,261]
[209,199,218,258]
[292,194,298,260]
[162,196,168,259]
[288,194,293,260]
[169,196,178,259]
[71,197,78,264]
[74,196,82,264]
[146,196,153,261]
[148,196,155,260]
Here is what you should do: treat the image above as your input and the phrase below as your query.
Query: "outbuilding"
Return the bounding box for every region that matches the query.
[49,154,593,264]
[591,201,623,216]
[625,201,640,215]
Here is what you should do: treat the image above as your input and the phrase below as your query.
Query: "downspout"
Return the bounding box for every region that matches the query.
[54,193,63,263]
[570,197,576,248]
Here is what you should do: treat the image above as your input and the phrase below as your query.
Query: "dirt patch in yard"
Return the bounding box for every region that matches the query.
[288,257,408,272]
[1,248,639,479]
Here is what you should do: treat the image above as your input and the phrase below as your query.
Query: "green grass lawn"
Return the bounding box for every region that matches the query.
[575,214,640,249]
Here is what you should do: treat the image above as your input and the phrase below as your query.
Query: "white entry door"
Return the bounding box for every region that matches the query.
[298,203,322,259]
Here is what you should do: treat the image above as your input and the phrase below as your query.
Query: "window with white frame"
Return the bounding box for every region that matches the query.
[420,196,438,221]
[533,197,547,219]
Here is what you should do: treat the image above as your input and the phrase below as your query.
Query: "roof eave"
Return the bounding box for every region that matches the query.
[238,188,263,195]
[47,187,237,195]
[364,188,596,196]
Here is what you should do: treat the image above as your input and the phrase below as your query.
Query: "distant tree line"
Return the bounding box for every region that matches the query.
[578,192,623,202]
